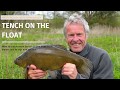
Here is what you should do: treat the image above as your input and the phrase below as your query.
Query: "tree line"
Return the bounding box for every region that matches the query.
[0,11,120,28]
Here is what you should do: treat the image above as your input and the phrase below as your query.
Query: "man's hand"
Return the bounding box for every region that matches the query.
[27,64,47,79]
[61,63,78,79]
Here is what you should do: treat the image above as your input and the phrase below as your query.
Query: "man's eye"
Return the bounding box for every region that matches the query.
[77,33,82,36]
[68,34,74,37]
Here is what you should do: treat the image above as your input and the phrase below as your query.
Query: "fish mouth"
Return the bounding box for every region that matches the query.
[14,58,23,67]
[14,59,18,64]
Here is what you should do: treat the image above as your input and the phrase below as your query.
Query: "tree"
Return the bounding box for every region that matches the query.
[83,11,118,27]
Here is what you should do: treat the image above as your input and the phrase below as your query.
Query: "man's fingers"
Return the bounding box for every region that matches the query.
[29,64,37,70]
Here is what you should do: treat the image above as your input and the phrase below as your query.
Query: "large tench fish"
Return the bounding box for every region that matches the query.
[14,44,93,77]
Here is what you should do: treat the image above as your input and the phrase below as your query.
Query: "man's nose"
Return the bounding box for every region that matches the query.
[72,35,79,41]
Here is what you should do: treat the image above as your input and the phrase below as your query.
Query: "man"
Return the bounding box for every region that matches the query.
[27,13,114,79]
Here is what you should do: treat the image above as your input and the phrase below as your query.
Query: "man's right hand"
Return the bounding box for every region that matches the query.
[27,64,47,79]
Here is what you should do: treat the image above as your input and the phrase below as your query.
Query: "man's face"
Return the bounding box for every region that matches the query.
[65,24,87,53]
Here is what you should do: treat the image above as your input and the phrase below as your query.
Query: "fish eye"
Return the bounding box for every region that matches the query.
[17,58,20,60]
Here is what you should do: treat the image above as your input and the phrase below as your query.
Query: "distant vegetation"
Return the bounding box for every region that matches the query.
[0,11,120,28]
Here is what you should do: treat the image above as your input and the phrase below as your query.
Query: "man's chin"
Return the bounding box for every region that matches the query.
[71,48,81,53]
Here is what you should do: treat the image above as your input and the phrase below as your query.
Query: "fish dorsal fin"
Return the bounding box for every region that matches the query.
[52,45,67,51]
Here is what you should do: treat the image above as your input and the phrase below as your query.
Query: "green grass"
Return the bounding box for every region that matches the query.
[0,27,120,79]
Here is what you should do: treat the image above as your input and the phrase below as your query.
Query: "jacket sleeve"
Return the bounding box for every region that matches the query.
[92,52,114,79]
[76,73,91,79]
[47,70,70,79]
[47,70,89,79]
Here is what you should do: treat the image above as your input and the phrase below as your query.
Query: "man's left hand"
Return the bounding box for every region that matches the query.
[61,63,78,79]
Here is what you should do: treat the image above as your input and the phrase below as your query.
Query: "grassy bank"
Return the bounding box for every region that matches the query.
[0,26,120,79]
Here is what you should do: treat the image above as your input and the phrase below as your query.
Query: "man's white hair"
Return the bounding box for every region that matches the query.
[63,13,90,37]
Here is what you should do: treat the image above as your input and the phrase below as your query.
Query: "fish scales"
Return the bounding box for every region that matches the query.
[14,45,93,77]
